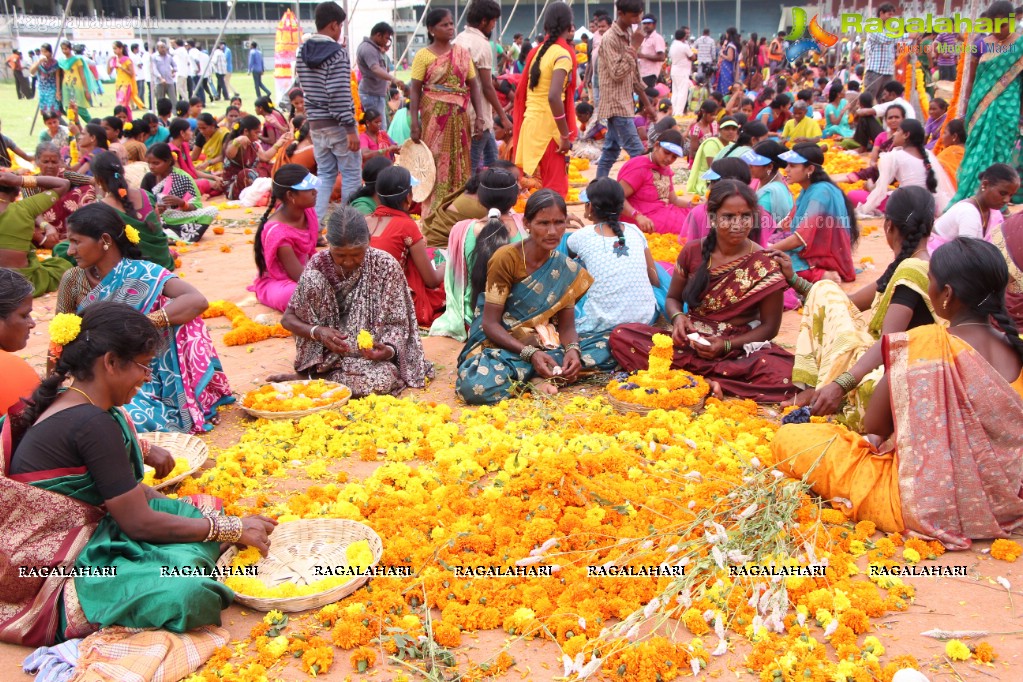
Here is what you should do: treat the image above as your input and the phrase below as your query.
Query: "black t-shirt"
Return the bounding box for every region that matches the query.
[890,284,934,330]
[10,404,139,500]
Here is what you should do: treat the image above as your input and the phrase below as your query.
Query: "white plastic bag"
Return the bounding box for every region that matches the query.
[238,177,273,207]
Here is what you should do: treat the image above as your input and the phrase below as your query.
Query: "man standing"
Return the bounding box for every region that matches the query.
[249,42,272,98]
[694,28,716,80]
[933,32,960,81]
[8,51,30,99]
[637,14,666,88]
[455,0,512,172]
[583,12,611,102]
[211,44,229,101]
[768,31,785,74]
[221,42,237,97]
[172,39,191,99]
[194,44,215,103]
[357,23,402,129]
[596,0,656,179]
[297,1,361,219]
[151,41,177,103]
[863,3,898,98]
[668,28,694,114]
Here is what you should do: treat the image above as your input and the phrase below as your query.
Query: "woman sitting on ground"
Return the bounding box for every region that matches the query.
[822,82,854,139]
[686,100,719,166]
[26,143,94,251]
[714,120,768,163]
[141,143,219,245]
[222,115,277,200]
[686,116,739,196]
[778,187,940,430]
[684,157,776,247]
[196,113,229,173]
[773,238,1023,549]
[771,143,859,283]
[851,119,954,217]
[745,140,792,225]
[250,164,321,312]
[55,203,233,432]
[0,301,274,646]
[610,180,797,403]
[280,205,433,398]
[0,170,72,296]
[121,120,149,163]
[619,129,692,235]
[0,269,39,415]
[348,155,393,217]
[991,211,1023,328]
[936,119,967,193]
[359,109,400,164]
[929,163,1020,252]
[100,115,127,163]
[70,123,109,176]
[850,91,884,153]
[421,164,499,248]
[567,178,663,334]
[167,118,223,197]
[367,166,446,327]
[430,167,527,341]
[455,190,617,405]
[255,95,289,148]
[924,98,948,149]
[753,95,792,137]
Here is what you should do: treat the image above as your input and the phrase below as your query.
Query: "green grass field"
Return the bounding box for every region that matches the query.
[0,75,270,157]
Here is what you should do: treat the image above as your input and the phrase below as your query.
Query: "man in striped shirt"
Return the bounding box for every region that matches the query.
[862,3,898,98]
[297,1,361,220]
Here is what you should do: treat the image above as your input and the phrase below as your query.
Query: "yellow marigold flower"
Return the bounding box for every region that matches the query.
[945,639,971,661]
[349,646,376,672]
[50,313,82,346]
[902,547,921,564]
[357,329,374,350]
[863,635,885,657]
[264,635,289,658]
[263,609,285,625]
[991,538,1023,562]
[123,225,141,244]
[344,539,374,570]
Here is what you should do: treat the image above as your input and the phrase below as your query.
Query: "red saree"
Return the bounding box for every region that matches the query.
[610,242,798,402]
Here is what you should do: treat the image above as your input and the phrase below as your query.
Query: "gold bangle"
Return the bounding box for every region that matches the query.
[203,518,216,542]
[22,175,37,189]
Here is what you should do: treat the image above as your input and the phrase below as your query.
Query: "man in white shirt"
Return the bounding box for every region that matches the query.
[130,43,147,106]
[187,40,204,101]
[638,14,666,88]
[668,28,694,114]
[172,39,191,100]
[584,11,611,101]
[211,46,228,101]
[857,80,916,120]
[694,28,716,80]
[194,45,215,103]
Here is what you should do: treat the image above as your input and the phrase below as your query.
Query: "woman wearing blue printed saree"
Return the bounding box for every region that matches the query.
[54,204,233,433]
[455,190,617,405]
[949,2,1023,206]
[0,302,275,646]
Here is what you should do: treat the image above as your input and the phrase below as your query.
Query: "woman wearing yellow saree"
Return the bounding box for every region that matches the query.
[56,41,97,123]
[777,187,940,430]
[773,238,1023,549]
[110,41,145,119]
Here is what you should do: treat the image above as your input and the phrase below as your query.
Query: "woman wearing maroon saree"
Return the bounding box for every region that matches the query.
[991,211,1023,328]
[610,180,798,402]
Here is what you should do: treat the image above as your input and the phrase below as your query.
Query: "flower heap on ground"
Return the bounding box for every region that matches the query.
[201,300,292,346]
[789,145,866,203]
[647,233,685,264]
[607,334,710,410]
[179,395,942,681]
[242,380,352,413]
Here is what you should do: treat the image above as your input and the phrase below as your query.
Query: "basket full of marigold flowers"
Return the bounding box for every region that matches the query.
[241,379,352,420]
[606,333,710,414]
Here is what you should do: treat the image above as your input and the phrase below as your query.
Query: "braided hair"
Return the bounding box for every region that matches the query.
[529,2,573,90]
[931,237,1023,362]
[469,168,521,304]
[875,186,935,292]
[586,176,627,246]
[255,163,310,276]
[898,119,936,193]
[682,180,759,308]
[18,302,162,427]
[92,151,139,220]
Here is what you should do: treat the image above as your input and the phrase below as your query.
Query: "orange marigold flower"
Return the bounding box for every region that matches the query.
[213,226,225,235]
[991,538,1023,562]
[349,646,376,672]
[974,641,997,663]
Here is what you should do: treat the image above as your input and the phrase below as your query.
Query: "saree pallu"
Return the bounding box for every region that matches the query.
[991,216,1023,329]
[57,56,97,122]
[788,181,856,281]
[290,250,433,398]
[774,325,1023,549]
[937,144,964,192]
[60,259,233,432]
[455,252,613,405]
[791,259,935,431]
[113,56,145,117]
[610,249,798,402]
[0,407,231,645]
[420,48,473,215]
[949,32,1023,206]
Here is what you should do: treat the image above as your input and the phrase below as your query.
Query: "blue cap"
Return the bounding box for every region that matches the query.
[778,150,809,164]
[290,173,320,191]
[659,140,686,158]
[579,188,589,203]
[741,150,773,166]
[701,168,721,181]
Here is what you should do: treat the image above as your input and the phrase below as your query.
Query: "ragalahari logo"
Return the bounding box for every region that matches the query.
[785,8,839,63]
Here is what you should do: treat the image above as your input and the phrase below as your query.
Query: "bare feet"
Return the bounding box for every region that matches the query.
[822,270,841,283]
[529,377,559,396]
[781,388,814,408]
[266,372,303,382]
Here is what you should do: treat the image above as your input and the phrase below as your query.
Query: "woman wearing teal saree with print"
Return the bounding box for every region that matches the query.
[949,3,1023,206]
[0,302,275,646]
[54,204,233,433]
[455,190,616,405]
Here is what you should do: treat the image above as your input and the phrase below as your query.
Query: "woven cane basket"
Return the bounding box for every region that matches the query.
[139,432,209,490]
[216,519,384,612]
[607,395,706,416]
[240,380,351,420]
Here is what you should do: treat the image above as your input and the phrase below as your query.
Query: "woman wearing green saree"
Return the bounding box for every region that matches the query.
[0,302,275,646]
[455,190,616,405]
[778,187,940,430]
[948,1,1023,207]
[0,171,73,296]
[56,41,98,123]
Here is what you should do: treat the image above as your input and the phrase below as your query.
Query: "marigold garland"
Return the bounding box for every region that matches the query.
[646,232,684,264]
[201,300,292,346]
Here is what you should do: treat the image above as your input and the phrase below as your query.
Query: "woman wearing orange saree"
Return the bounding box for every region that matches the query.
[110,42,145,119]
[773,238,1023,549]
[408,8,485,215]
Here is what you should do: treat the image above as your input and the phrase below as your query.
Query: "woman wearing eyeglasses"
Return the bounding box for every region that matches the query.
[610,180,798,402]
[51,203,232,433]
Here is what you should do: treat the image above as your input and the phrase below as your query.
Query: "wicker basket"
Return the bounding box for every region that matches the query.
[139,432,209,490]
[607,395,706,416]
[216,519,384,612]
[240,380,351,420]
